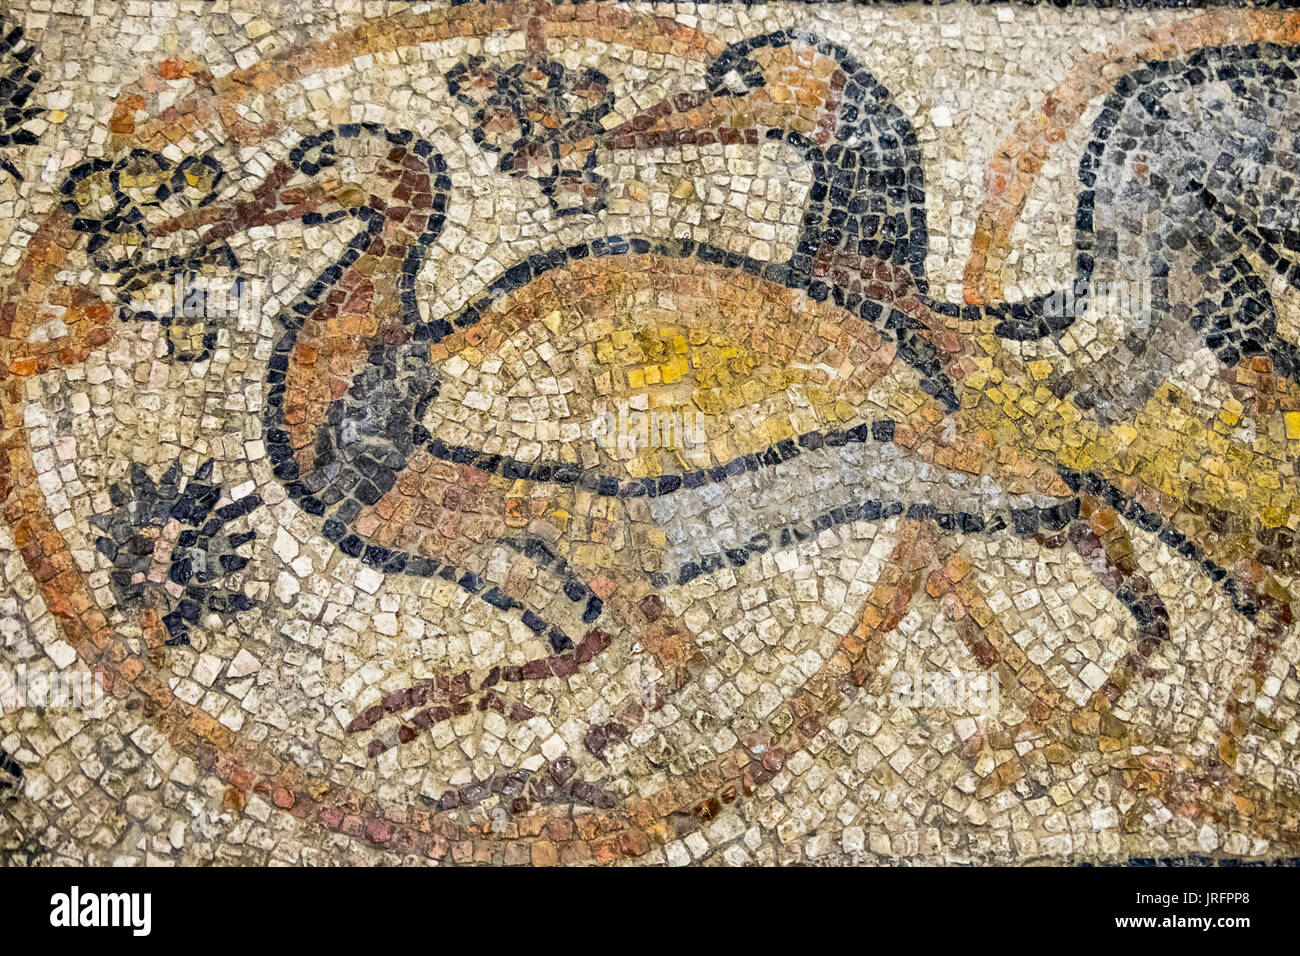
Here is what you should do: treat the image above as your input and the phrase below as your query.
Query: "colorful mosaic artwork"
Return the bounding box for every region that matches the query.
[3,0,1300,868]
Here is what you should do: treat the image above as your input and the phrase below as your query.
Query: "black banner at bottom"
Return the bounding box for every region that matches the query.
[0,861,1290,944]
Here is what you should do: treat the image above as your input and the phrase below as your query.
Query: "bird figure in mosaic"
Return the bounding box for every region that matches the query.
[24,29,1300,834]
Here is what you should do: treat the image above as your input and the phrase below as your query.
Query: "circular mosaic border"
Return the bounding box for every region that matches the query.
[4,2,1300,862]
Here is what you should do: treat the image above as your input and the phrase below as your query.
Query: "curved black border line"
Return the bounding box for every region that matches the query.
[970,42,1300,347]
[208,42,1287,640]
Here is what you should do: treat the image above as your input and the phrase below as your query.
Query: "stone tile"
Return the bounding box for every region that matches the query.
[1,0,1299,867]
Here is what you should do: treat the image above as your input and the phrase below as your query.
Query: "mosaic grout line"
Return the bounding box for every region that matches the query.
[1,0,1300,867]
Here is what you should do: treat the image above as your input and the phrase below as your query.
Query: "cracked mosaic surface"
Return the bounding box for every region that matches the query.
[2,0,1300,866]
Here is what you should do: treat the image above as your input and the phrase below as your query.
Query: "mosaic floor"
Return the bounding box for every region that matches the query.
[2,0,1300,866]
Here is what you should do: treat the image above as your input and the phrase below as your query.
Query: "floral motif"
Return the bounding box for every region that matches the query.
[59,148,242,361]
[446,55,613,216]
[60,149,227,257]
[91,459,261,646]
[0,21,41,182]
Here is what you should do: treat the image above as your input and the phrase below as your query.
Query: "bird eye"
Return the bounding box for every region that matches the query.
[292,139,337,177]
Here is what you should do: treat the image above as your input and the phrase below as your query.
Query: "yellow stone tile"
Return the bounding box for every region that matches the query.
[1285,411,1300,440]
